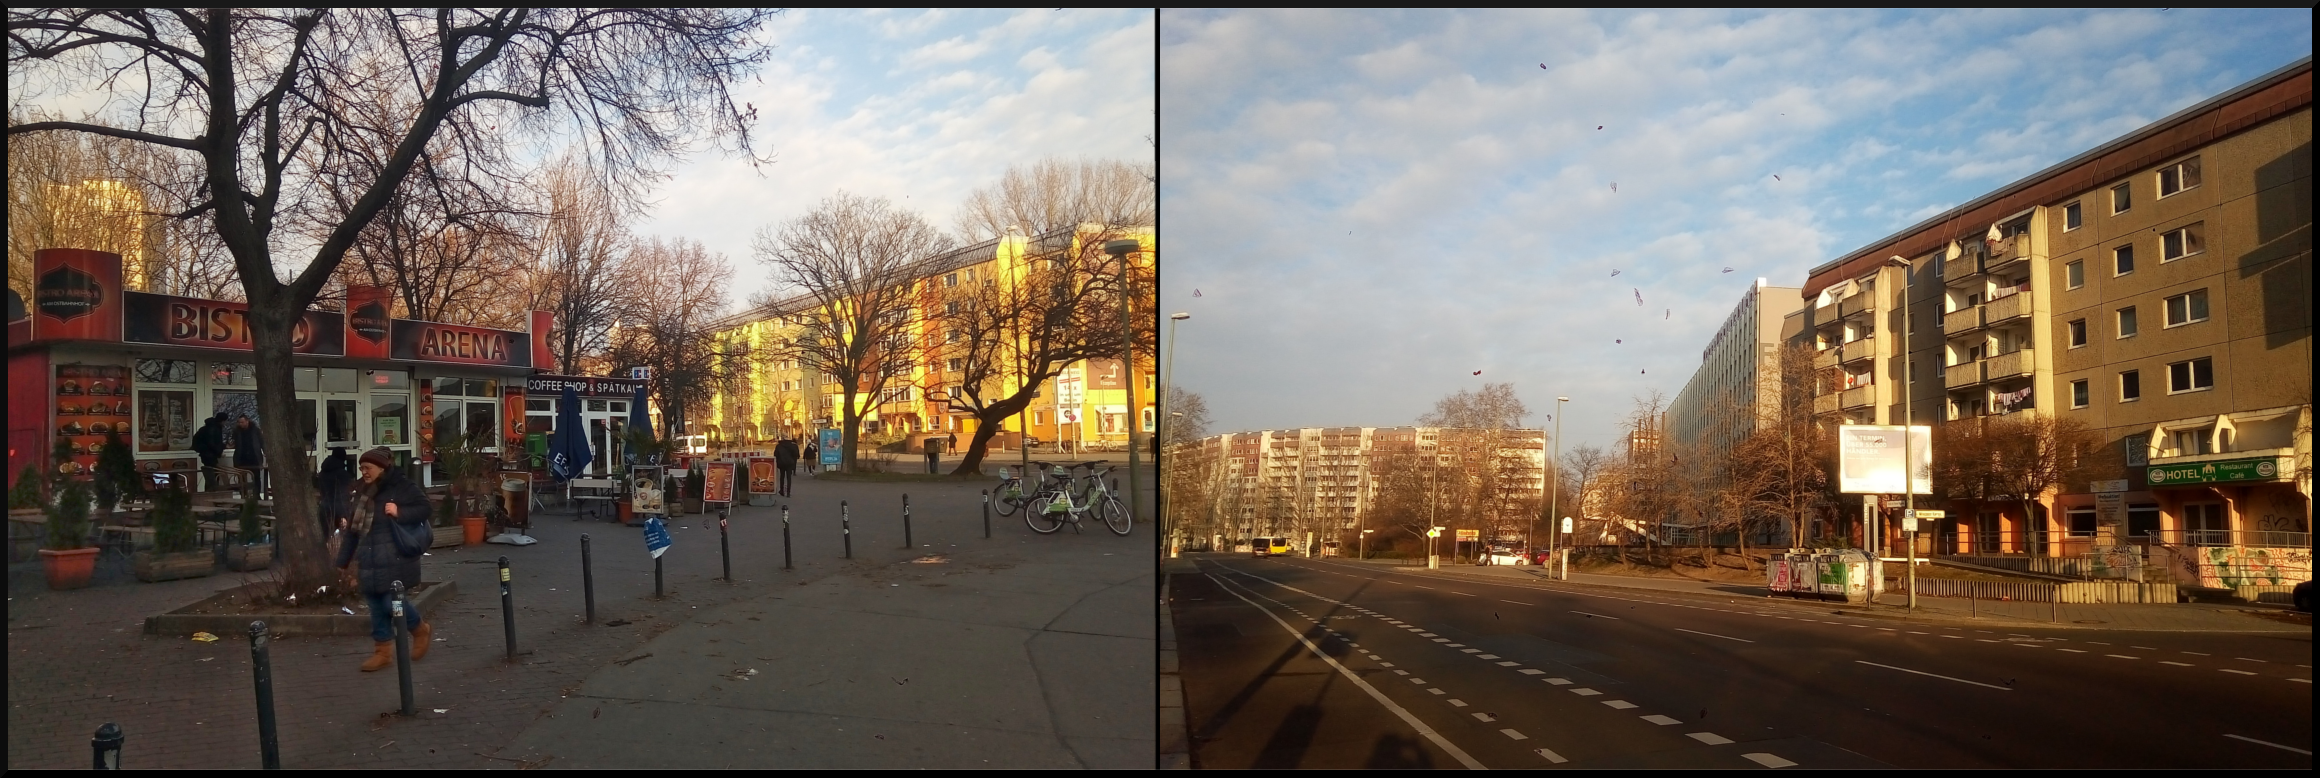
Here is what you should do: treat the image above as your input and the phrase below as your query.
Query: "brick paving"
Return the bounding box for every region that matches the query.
[9,471,1138,769]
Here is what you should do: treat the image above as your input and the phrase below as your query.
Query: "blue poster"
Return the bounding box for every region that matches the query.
[818,428,841,468]
[643,516,671,559]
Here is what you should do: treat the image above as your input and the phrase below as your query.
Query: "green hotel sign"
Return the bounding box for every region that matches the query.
[2146,457,2286,485]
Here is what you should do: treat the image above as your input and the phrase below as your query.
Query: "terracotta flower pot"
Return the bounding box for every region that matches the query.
[617,500,634,525]
[40,547,100,590]
[461,516,487,545]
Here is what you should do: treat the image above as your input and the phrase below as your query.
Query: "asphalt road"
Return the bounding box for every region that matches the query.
[1172,554,2314,769]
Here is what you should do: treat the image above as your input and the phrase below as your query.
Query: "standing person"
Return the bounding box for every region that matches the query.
[314,446,355,537]
[772,437,800,497]
[232,414,266,495]
[191,412,227,491]
[802,439,819,476]
[923,436,941,474]
[335,447,433,672]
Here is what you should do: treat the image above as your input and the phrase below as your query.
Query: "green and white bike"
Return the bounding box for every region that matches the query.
[1025,461,1130,536]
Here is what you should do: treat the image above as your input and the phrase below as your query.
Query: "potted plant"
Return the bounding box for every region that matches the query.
[42,478,100,590]
[9,463,44,512]
[93,432,144,520]
[224,487,271,571]
[682,466,705,514]
[664,473,686,516]
[134,478,213,582]
[435,431,488,546]
[431,491,463,549]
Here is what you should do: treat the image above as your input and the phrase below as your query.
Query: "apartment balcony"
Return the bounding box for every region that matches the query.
[1838,292,1877,319]
[1812,392,1841,416]
[1985,348,2035,380]
[1983,235,2030,276]
[1841,385,1876,410]
[1983,288,2031,324]
[1839,337,1877,365]
[1940,252,1982,282]
[1943,305,1983,333]
[1945,360,1985,388]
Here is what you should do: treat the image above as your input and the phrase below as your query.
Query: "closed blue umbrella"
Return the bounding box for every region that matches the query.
[549,385,591,482]
[627,383,654,468]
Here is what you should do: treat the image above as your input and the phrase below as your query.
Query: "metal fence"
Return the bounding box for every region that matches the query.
[1888,577,2177,604]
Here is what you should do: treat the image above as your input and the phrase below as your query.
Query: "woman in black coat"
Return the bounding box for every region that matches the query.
[333,447,433,672]
[314,447,355,536]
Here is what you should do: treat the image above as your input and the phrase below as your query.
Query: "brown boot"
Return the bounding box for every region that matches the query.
[360,641,394,672]
[410,622,432,660]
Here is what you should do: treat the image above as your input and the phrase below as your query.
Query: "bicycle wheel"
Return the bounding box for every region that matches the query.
[1101,495,1131,536]
[1024,495,1066,534]
[992,479,1024,516]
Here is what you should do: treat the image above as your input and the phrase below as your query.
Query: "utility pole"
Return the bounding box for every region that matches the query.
[1106,239,1144,530]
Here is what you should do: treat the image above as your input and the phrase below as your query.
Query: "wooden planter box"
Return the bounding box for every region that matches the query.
[431,524,463,549]
[225,542,273,571]
[134,550,216,582]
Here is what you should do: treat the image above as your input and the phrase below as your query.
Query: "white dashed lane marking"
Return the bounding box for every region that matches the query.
[1534,747,1569,763]
[1744,752,1798,768]
[1689,732,1735,745]
[1500,729,1528,741]
[1641,714,1682,725]
[1602,700,1638,709]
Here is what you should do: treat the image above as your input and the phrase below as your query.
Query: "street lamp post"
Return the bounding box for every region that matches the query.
[1105,239,1146,533]
[1165,312,1190,557]
[1361,528,1374,560]
[1548,396,1568,560]
[1885,255,1918,614]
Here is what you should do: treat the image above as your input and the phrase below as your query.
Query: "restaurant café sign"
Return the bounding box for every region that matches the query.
[123,290,346,356]
[2147,457,2286,486]
[391,320,532,367]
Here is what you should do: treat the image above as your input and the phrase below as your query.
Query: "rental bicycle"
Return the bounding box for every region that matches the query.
[1026,461,1130,536]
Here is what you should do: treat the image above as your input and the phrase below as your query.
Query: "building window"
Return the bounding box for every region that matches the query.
[2113,244,2134,276]
[2065,260,2083,289]
[2156,156,2200,198]
[2063,202,2082,231]
[2111,183,2130,214]
[2068,319,2087,347]
[1033,410,1046,426]
[2166,357,2213,394]
[2119,370,2140,402]
[2174,429,2214,457]
[2163,289,2209,327]
[947,358,964,372]
[2069,379,2089,408]
[944,272,958,288]
[2160,223,2203,261]
[2116,306,2138,338]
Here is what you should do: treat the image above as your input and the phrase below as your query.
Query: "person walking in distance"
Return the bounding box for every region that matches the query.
[923,435,941,474]
[313,446,355,537]
[335,447,433,672]
[232,414,267,495]
[772,437,800,497]
[803,439,819,476]
[191,412,227,491]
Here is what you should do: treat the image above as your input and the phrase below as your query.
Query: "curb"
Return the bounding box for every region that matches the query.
[1159,572,1190,769]
[143,580,459,637]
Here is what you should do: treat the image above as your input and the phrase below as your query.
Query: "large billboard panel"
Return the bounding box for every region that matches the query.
[1838,424,1931,495]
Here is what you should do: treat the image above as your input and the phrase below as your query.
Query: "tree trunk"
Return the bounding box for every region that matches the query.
[839,389,861,473]
[249,303,332,594]
[950,393,1031,476]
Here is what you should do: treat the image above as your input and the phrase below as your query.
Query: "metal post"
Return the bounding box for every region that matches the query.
[91,723,123,769]
[654,554,664,599]
[719,508,732,581]
[248,622,279,769]
[982,490,991,539]
[581,534,596,624]
[391,580,414,715]
[498,556,517,661]
[782,505,793,570]
[903,493,913,549]
[842,500,852,559]
[1108,240,1144,529]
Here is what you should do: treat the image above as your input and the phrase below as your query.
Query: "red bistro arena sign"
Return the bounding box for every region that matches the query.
[390,320,532,367]
[123,291,346,356]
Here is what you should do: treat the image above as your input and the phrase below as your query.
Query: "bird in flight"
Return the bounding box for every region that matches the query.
[1610,182,1618,193]
[1723,267,1734,273]
[1193,289,1202,297]
[1634,288,1643,306]
[1596,125,1603,130]
[1615,339,1622,344]
[1773,175,1782,181]
[1611,269,1620,277]
[1473,370,1482,376]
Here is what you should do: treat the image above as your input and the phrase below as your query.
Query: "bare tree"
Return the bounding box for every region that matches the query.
[939,158,1156,473]
[1419,382,1530,429]
[756,192,953,473]
[1161,385,1211,446]
[1981,412,2116,554]
[1726,343,1837,547]
[608,237,738,442]
[534,152,636,374]
[8,108,239,300]
[8,8,777,594]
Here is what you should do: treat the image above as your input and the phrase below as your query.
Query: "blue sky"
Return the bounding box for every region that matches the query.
[1159,8,2310,454]
[638,8,1155,304]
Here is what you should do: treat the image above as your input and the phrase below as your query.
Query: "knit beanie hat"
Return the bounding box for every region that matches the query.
[359,447,395,471]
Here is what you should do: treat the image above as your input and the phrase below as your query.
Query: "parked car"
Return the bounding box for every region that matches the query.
[1480,544,1529,565]
[2294,580,2313,613]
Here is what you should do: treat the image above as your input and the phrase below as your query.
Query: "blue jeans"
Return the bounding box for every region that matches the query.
[363,591,423,643]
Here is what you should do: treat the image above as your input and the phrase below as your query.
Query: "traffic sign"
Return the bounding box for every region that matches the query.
[1561,517,1573,534]
[1908,510,1945,519]
[1456,528,1480,540]
[1882,498,1903,508]
[643,516,671,559]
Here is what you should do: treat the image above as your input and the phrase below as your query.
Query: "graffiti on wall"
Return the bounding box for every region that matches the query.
[2162,545,2313,589]
[2088,545,2144,580]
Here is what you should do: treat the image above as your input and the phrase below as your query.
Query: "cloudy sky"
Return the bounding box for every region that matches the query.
[1159,8,2310,453]
[638,8,1155,304]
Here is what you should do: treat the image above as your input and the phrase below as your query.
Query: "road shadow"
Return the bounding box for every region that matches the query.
[1364,733,1437,769]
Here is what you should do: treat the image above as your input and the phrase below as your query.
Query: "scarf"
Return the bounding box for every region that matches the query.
[345,476,382,542]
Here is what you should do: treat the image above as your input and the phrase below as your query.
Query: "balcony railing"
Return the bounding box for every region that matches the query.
[1838,292,1876,319]
[1812,347,1838,371]
[1984,235,2029,275]
[1841,385,1875,409]
[1985,348,2035,380]
[1983,289,2031,323]
[1945,360,1984,388]
[1839,337,1877,365]
[1943,306,1983,333]
[1812,392,1840,416]
[1939,253,1980,282]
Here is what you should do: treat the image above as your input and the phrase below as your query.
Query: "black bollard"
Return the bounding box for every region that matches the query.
[720,508,732,582]
[982,490,990,539]
[249,621,280,769]
[499,556,518,662]
[91,723,123,769]
[842,500,852,559]
[782,505,793,570]
[903,493,913,549]
[391,580,414,716]
[655,553,665,599]
[581,534,596,624]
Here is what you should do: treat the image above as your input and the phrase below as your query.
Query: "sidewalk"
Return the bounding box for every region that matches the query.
[1321,557,2310,633]
[7,472,1156,769]
[1158,556,1196,770]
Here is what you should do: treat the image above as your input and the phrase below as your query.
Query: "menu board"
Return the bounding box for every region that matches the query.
[748,457,779,494]
[135,388,196,453]
[53,364,131,476]
[703,461,736,504]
